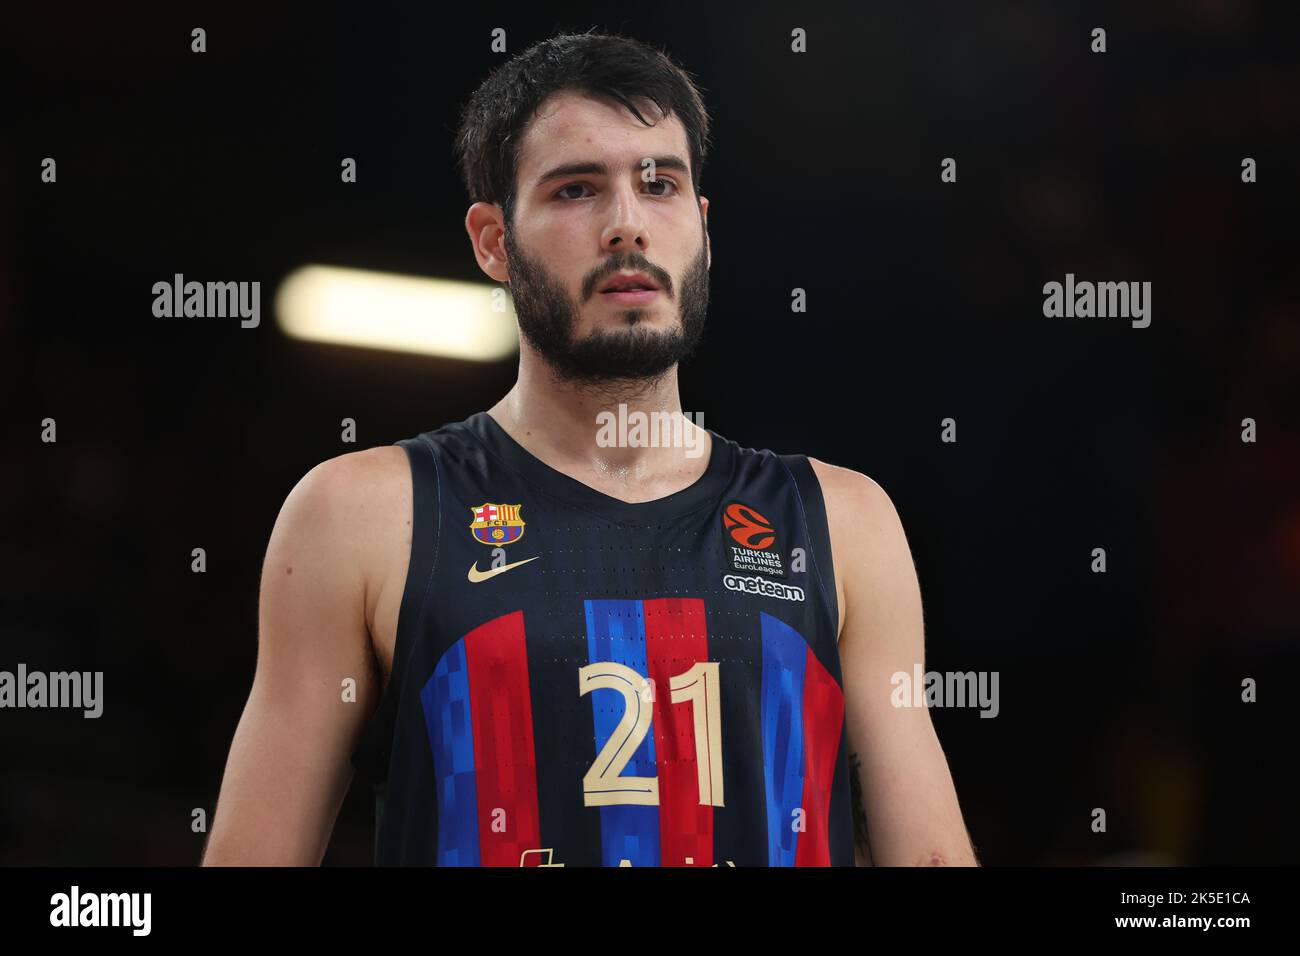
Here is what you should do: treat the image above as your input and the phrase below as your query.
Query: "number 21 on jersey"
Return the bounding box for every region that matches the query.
[578,660,724,809]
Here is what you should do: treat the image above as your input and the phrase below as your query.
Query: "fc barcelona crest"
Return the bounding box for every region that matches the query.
[469,502,526,546]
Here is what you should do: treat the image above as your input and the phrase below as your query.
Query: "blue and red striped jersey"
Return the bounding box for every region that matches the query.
[350,411,854,866]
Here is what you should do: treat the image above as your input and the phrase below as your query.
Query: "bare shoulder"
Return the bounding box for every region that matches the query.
[805,458,915,640]
[281,445,412,547]
[303,441,412,556]
[293,444,410,507]
[806,457,902,535]
[274,445,413,666]
[270,443,412,587]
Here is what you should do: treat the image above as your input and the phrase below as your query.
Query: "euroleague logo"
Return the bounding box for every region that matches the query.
[721,501,785,578]
[724,502,776,550]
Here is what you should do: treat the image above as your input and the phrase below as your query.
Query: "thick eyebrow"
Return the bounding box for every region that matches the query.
[534,155,691,188]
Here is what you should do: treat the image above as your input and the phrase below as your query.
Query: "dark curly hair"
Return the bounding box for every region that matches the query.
[453,31,712,229]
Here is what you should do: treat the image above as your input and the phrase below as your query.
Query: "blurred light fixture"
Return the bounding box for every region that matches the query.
[275,264,518,361]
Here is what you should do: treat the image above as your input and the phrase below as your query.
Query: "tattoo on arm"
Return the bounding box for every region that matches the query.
[849,751,872,862]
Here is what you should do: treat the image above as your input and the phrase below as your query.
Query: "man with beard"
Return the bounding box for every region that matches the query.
[204,32,977,868]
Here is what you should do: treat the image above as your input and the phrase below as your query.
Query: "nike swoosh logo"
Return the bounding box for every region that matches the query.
[467,556,541,583]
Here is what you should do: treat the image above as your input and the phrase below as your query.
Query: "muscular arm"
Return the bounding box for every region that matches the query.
[202,448,406,865]
[811,459,978,867]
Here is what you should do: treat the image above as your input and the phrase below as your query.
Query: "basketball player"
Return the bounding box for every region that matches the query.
[203,32,978,867]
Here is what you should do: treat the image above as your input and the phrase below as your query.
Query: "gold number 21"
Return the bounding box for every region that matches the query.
[578,660,724,808]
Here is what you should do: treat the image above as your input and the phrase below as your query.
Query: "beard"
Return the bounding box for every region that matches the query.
[502,224,710,384]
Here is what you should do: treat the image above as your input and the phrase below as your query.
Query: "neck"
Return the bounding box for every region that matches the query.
[487,351,711,499]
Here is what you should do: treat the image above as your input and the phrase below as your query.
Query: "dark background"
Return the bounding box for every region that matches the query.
[2,1,1297,865]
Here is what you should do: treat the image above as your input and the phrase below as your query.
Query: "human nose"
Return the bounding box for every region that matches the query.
[599,180,650,253]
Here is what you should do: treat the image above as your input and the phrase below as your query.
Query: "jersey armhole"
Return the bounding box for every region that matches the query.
[350,435,442,785]
[777,453,841,642]
[390,434,443,691]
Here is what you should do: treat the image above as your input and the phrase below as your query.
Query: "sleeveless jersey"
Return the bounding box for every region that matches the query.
[350,411,854,866]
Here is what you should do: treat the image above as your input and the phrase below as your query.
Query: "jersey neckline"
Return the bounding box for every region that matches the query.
[460,409,735,525]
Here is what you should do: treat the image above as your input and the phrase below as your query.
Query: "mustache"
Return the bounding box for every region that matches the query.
[583,259,673,300]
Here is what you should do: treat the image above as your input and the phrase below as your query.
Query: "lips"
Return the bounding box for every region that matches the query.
[598,272,660,294]
[602,290,658,305]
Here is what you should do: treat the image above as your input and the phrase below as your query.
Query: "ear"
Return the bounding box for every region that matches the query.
[699,195,711,269]
[465,202,510,283]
